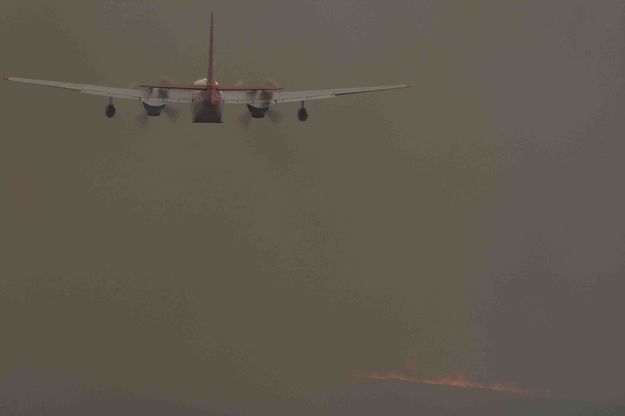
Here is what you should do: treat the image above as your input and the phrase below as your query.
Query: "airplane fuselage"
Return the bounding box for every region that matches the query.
[192,84,224,123]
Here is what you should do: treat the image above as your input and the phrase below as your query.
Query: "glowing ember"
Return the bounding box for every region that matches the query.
[351,369,547,395]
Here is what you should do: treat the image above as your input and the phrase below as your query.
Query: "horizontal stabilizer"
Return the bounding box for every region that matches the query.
[217,85,282,91]
[139,83,282,92]
[140,83,209,90]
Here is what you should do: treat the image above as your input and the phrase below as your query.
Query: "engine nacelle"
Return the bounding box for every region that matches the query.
[143,102,166,116]
[247,104,269,119]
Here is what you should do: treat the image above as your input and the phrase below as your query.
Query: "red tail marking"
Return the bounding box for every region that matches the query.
[208,12,216,86]
[204,12,219,106]
[2,75,9,81]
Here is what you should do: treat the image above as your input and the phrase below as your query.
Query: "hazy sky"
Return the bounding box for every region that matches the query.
[2,1,625,415]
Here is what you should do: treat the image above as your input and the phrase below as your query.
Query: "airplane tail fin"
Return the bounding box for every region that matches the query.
[205,13,281,92]
[208,12,216,85]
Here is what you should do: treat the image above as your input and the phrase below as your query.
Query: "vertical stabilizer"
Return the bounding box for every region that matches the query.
[208,12,216,85]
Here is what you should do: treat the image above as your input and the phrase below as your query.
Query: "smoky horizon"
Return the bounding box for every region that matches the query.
[1,1,624,415]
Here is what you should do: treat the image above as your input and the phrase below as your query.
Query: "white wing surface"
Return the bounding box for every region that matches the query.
[221,84,410,105]
[3,76,193,103]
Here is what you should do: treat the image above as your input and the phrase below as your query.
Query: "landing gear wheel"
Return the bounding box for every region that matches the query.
[105,98,116,118]
[297,102,308,122]
[105,104,116,118]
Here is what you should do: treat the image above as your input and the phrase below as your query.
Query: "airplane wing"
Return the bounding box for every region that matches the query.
[3,76,194,103]
[220,84,410,105]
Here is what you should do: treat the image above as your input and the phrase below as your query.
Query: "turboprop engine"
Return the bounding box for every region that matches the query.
[247,104,269,118]
[142,102,165,116]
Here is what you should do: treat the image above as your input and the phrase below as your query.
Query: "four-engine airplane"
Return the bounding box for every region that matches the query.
[3,13,409,124]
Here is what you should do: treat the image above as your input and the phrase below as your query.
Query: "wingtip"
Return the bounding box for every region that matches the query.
[2,75,9,81]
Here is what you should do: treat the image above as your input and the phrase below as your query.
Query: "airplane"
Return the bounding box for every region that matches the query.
[3,13,409,124]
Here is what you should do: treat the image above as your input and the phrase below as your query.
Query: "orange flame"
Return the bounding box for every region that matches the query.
[351,369,547,395]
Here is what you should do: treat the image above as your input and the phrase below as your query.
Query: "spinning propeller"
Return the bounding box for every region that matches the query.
[235,79,283,128]
[130,75,181,127]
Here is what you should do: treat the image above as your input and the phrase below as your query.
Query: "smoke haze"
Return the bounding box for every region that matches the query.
[1,1,625,414]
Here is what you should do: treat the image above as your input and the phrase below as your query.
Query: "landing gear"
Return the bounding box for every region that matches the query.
[105,97,116,118]
[297,101,309,122]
